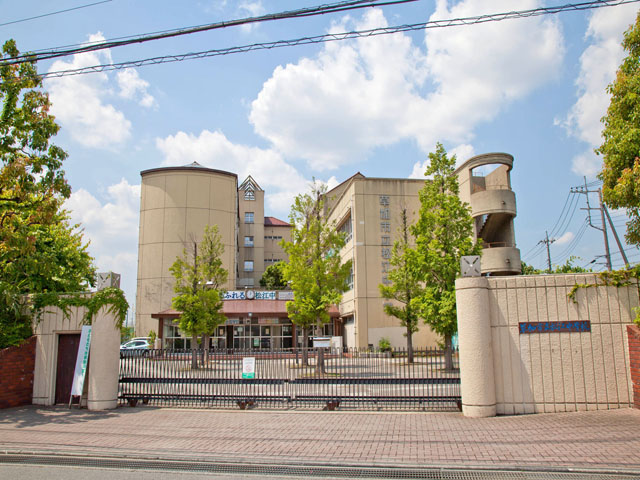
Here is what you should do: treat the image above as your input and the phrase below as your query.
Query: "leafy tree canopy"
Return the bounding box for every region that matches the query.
[281,183,352,339]
[0,40,95,348]
[379,208,423,362]
[521,257,593,275]
[260,261,287,289]
[412,143,481,358]
[597,12,640,246]
[170,225,228,350]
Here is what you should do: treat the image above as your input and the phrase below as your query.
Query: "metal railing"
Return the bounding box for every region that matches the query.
[118,347,461,411]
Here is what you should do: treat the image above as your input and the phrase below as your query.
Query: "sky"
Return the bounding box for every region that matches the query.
[2,0,639,311]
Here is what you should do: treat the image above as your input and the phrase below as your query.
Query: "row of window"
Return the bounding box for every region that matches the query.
[243,235,284,246]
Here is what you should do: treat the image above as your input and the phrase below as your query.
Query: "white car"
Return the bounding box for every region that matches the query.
[120,339,150,357]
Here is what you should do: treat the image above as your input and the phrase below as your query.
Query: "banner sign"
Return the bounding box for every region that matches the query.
[519,321,590,334]
[255,291,276,300]
[223,290,246,300]
[224,290,291,301]
[277,291,294,300]
[70,325,92,398]
[242,357,256,379]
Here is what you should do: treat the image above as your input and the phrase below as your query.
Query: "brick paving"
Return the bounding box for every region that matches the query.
[0,406,639,472]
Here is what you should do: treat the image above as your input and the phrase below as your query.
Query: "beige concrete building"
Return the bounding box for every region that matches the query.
[323,153,521,349]
[136,163,239,337]
[136,153,520,349]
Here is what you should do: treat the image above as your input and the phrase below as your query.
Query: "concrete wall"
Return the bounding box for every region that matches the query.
[628,324,640,410]
[456,274,638,417]
[0,336,36,409]
[33,305,120,409]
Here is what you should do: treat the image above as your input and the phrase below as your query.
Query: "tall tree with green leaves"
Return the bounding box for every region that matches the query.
[379,208,423,363]
[170,225,228,368]
[596,12,640,247]
[412,143,481,370]
[0,39,95,348]
[281,183,352,368]
[260,261,287,289]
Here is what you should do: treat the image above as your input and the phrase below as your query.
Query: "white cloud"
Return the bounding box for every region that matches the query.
[117,68,156,108]
[156,130,312,216]
[555,231,575,246]
[250,3,563,170]
[565,4,639,176]
[65,179,141,304]
[46,33,155,149]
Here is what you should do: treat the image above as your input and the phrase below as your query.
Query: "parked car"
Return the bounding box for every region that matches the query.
[120,339,150,357]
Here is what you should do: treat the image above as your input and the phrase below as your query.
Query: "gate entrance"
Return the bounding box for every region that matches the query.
[118,348,461,411]
[55,334,80,405]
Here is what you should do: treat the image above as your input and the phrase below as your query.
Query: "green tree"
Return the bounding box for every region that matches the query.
[260,261,287,289]
[281,183,352,368]
[379,208,423,363]
[521,256,593,275]
[596,12,640,247]
[412,143,481,371]
[170,225,228,368]
[0,40,95,348]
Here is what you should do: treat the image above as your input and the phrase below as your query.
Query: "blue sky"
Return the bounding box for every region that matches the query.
[2,0,639,308]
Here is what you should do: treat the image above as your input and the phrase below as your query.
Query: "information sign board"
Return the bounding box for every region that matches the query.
[242,357,256,379]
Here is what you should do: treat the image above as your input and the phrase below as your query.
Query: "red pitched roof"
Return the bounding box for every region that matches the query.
[264,216,291,227]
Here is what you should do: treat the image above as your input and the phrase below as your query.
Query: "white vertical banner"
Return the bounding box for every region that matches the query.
[70,325,92,399]
[242,357,256,379]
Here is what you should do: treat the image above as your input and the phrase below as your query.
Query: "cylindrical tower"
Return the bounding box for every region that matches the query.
[135,162,238,336]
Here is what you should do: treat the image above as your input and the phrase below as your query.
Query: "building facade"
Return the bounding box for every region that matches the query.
[135,153,520,349]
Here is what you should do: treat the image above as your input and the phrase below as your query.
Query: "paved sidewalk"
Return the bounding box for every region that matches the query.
[0,406,639,473]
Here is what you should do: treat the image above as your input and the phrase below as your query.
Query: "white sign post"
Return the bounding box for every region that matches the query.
[242,357,256,379]
[69,325,92,407]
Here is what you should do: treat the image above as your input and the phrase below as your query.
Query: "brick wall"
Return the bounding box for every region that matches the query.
[0,336,36,409]
[629,324,640,410]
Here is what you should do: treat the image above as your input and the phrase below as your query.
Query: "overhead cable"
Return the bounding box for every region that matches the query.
[3,0,417,65]
[0,0,113,28]
[4,0,639,79]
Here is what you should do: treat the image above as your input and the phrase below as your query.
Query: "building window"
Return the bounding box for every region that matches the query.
[244,188,255,201]
[338,215,352,243]
[244,261,254,272]
[346,266,354,290]
[244,236,254,247]
[245,212,254,223]
[265,258,282,264]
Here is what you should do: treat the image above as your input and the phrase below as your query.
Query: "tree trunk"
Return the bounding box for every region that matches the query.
[191,334,198,370]
[444,334,454,371]
[301,326,309,366]
[203,333,210,368]
[316,347,326,375]
[406,326,414,364]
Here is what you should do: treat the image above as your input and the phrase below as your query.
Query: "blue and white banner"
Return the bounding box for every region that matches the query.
[70,325,91,397]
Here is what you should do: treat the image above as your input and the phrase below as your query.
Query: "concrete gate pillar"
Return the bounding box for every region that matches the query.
[455,277,496,418]
[87,306,120,410]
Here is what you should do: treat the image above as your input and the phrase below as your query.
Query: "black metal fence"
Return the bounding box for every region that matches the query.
[118,347,461,411]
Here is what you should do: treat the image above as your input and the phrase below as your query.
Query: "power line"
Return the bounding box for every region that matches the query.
[0,0,113,28]
[6,0,639,80]
[550,191,580,239]
[3,0,417,65]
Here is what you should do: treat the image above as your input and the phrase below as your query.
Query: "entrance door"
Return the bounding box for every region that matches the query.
[55,333,81,404]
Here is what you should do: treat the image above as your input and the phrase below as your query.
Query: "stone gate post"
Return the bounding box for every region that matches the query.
[455,277,496,417]
[87,306,120,410]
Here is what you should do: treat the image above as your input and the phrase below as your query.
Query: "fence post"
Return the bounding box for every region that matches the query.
[455,277,496,418]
